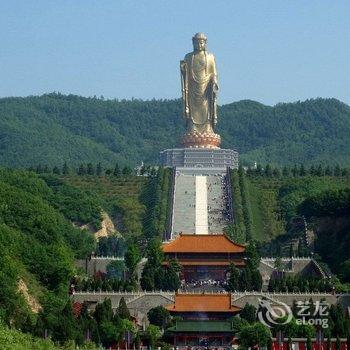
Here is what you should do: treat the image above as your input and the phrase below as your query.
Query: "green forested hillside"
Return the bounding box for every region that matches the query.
[0,321,99,350]
[0,167,173,346]
[1,166,350,346]
[1,93,350,167]
[58,167,172,244]
[300,188,350,283]
[220,99,350,165]
[227,166,350,285]
[228,166,350,243]
[0,168,96,341]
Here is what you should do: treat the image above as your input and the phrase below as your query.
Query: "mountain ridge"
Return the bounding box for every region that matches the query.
[1,93,350,167]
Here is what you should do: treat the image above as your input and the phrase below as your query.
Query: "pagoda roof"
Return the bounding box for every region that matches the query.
[167,320,235,333]
[162,234,245,254]
[165,293,241,313]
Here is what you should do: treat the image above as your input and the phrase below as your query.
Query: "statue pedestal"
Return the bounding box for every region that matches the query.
[160,147,239,171]
[181,131,221,149]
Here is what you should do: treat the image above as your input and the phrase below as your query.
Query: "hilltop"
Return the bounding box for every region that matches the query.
[1,94,350,167]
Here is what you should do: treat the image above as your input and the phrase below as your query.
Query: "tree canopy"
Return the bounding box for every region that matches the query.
[1,94,350,167]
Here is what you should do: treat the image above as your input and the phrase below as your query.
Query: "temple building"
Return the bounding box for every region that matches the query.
[165,293,241,348]
[162,234,246,282]
[166,320,236,348]
[165,293,240,320]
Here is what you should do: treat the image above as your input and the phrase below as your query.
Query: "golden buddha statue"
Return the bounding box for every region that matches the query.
[180,33,221,148]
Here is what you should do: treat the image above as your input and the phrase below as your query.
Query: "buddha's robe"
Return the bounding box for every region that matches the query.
[181,50,218,133]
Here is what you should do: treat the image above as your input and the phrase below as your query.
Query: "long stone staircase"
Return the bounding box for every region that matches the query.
[172,174,196,235]
[207,175,228,233]
[171,171,230,238]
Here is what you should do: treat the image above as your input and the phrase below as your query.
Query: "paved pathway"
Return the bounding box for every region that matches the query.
[171,173,229,238]
[195,176,208,234]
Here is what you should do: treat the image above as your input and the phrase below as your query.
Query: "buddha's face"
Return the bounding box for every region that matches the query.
[193,38,206,52]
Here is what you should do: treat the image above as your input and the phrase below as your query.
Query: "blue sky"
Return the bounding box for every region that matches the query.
[1,1,350,105]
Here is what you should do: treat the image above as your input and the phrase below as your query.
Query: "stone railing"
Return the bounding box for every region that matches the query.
[72,290,175,296]
[166,166,176,241]
[232,291,337,297]
[72,290,350,296]
[90,256,124,260]
[311,258,327,278]
[261,257,312,261]
[225,167,234,222]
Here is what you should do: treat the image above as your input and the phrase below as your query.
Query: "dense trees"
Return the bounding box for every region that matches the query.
[227,263,240,291]
[56,171,146,244]
[240,304,257,324]
[0,320,101,350]
[140,240,180,291]
[299,188,350,218]
[238,166,253,240]
[0,168,96,345]
[239,322,272,349]
[0,170,95,290]
[42,175,102,230]
[227,167,254,242]
[226,242,262,291]
[268,275,335,293]
[27,165,173,249]
[61,166,171,244]
[340,260,350,283]
[226,169,246,243]
[228,167,286,242]
[141,167,172,240]
[1,94,350,168]
[71,298,163,348]
[96,236,126,256]
[73,275,134,293]
[299,188,350,281]
[247,163,350,179]
[235,167,350,245]
[124,244,141,279]
[147,306,171,329]
[0,163,349,345]
[90,298,136,348]
[229,311,271,349]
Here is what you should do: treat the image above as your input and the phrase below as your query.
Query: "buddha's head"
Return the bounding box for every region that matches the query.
[192,33,207,52]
